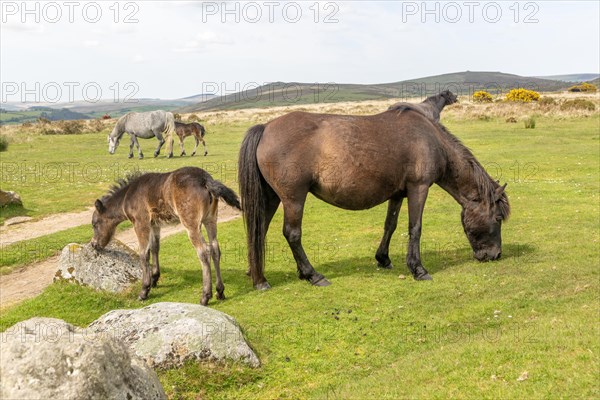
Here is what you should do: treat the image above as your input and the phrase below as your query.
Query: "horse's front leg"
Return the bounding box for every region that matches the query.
[375,194,404,269]
[128,135,135,159]
[135,225,153,300]
[150,225,161,287]
[406,183,432,280]
[282,198,331,286]
[131,135,143,159]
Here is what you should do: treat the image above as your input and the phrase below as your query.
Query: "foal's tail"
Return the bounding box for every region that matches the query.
[206,179,241,210]
[238,124,267,287]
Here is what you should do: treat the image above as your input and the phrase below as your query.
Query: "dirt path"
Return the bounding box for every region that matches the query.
[0,208,96,246]
[0,204,241,310]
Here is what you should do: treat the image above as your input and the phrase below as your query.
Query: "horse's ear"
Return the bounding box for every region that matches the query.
[95,199,106,213]
[494,183,507,201]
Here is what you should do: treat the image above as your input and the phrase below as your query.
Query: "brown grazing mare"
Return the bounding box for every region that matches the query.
[175,121,208,157]
[388,90,458,122]
[91,167,241,305]
[238,106,509,290]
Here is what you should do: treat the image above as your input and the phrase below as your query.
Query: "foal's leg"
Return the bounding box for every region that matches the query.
[134,223,153,300]
[406,183,432,280]
[191,135,199,157]
[375,195,404,269]
[179,136,186,157]
[282,198,330,286]
[204,218,224,300]
[184,223,213,305]
[150,225,161,287]
[201,137,208,156]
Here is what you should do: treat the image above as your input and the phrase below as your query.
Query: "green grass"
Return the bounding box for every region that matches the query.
[0,116,598,398]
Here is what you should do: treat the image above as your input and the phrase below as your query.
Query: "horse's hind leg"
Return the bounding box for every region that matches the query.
[204,217,224,300]
[184,223,213,305]
[153,132,165,157]
[191,136,199,157]
[150,225,161,287]
[201,137,208,156]
[375,195,404,269]
[282,198,330,287]
[180,136,186,157]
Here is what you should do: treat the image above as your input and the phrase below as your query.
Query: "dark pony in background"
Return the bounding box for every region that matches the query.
[388,90,458,122]
[175,121,208,157]
[91,167,241,305]
[238,106,509,290]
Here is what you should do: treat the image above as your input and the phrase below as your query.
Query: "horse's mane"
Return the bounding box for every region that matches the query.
[423,93,443,104]
[102,170,145,203]
[389,106,510,220]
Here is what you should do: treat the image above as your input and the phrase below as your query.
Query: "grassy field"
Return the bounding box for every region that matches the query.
[0,109,598,398]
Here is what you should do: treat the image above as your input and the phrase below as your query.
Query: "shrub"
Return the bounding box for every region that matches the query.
[89,119,106,133]
[560,99,596,111]
[524,116,536,129]
[57,120,85,135]
[473,91,493,103]
[505,88,540,102]
[173,113,182,121]
[538,96,556,106]
[568,82,597,93]
[0,135,8,151]
[37,117,51,125]
[505,117,518,123]
[187,114,200,122]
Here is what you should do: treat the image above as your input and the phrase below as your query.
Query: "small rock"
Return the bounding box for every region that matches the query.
[54,240,141,293]
[398,274,407,280]
[0,190,22,207]
[517,371,529,382]
[3,216,33,226]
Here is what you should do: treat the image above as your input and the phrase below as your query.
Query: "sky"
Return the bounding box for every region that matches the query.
[1,0,599,102]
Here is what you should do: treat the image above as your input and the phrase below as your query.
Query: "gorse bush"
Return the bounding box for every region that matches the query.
[538,96,556,106]
[41,120,86,135]
[568,82,597,93]
[505,88,540,102]
[560,99,596,111]
[472,91,493,103]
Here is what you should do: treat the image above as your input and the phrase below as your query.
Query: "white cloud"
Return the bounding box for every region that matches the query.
[173,31,233,53]
[83,40,99,47]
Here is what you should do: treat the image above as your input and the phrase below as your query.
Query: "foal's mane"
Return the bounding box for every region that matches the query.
[102,170,145,203]
[389,106,510,220]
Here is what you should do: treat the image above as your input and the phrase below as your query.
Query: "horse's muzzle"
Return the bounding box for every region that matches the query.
[474,250,501,262]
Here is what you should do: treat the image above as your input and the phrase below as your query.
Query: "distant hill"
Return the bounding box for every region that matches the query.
[534,73,599,82]
[587,77,600,86]
[179,71,571,113]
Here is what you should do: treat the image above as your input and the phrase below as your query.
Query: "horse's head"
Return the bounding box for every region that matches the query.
[461,183,509,261]
[108,133,119,154]
[90,199,117,250]
[441,90,458,105]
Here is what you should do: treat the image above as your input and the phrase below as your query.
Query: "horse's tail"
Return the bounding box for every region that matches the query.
[164,112,176,153]
[238,124,268,287]
[206,178,242,210]
[199,124,206,138]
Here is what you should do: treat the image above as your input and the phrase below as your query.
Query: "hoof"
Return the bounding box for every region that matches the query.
[191,152,196,157]
[139,154,144,160]
[255,281,271,290]
[204,151,208,156]
[128,154,133,159]
[216,292,225,301]
[138,293,148,301]
[378,262,393,269]
[180,152,186,157]
[153,152,159,158]
[312,276,331,287]
[167,154,173,159]
[415,273,432,281]
[200,298,209,306]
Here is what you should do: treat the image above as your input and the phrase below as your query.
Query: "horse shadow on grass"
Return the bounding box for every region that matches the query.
[150,242,537,301]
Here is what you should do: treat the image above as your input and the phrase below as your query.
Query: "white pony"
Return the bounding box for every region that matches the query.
[108,110,176,158]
